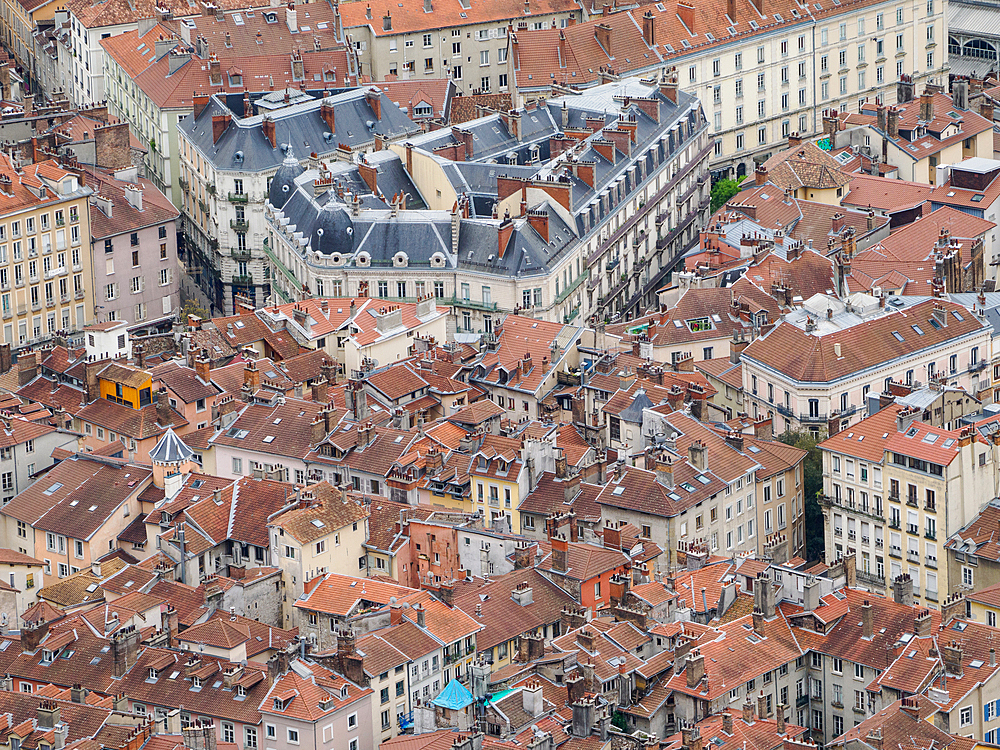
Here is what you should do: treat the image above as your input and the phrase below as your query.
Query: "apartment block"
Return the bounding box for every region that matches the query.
[820,403,992,605]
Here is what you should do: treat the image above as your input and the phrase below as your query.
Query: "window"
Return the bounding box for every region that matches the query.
[287,729,299,744]
[963,566,974,588]
[232,457,242,474]
[961,706,973,727]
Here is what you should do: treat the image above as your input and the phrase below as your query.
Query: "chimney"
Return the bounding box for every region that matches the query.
[914,607,934,636]
[752,608,765,636]
[688,441,707,472]
[551,535,568,573]
[861,600,874,639]
[594,23,612,57]
[641,10,655,45]
[775,704,786,735]
[756,691,768,719]
[286,1,298,32]
[920,90,934,122]
[194,351,211,383]
[742,697,755,723]
[887,106,900,139]
[193,93,210,119]
[722,713,734,735]
[755,165,768,186]
[892,574,914,607]
[320,101,336,135]
[676,1,694,31]
[685,649,705,688]
[262,116,276,149]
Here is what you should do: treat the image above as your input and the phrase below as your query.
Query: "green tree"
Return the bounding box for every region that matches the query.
[611,712,629,733]
[710,177,742,212]
[181,297,209,323]
[777,430,825,562]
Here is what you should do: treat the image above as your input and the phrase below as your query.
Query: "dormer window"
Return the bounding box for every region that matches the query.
[41,649,55,663]
[477,456,487,470]
[273,697,286,711]
[340,685,349,699]
[191,676,202,689]
[148,668,158,680]
[229,74,242,87]
[236,685,247,698]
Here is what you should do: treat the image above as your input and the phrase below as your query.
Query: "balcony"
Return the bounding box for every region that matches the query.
[926,555,937,568]
[906,524,919,534]
[232,274,254,286]
[889,492,900,503]
[799,412,828,423]
[857,570,883,586]
[75,290,85,300]
[906,496,918,508]
[971,360,987,373]
[906,550,920,563]
[796,695,810,708]
[178,177,189,192]
[230,219,249,232]
[228,192,249,203]
[448,296,499,312]
[231,248,251,261]
[555,269,589,306]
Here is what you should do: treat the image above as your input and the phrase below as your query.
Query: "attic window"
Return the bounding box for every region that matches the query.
[891,331,904,342]
[311,519,325,528]
[972,194,985,202]
[43,482,63,495]
[612,485,625,495]
[911,324,924,335]
[953,310,965,321]
[905,427,919,437]
[229,74,242,87]
[263,436,276,443]
[680,482,696,492]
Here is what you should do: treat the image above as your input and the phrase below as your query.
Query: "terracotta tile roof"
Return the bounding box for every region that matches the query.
[365,497,432,554]
[742,299,988,383]
[871,205,995,262]
[260,660,370,721]
[0,691,112,746]
[116,648,272,725]
[375,79,455,121]
[295,573,416,616]
[153,362,221,405]
[82,168,178,240]
[662,711,807,750]
[518,472,603,523]
[367,363,431,402]
[146,580,209,627]
[763,142,852,190]
[210,399,323,461]
[355,630,409,676]
[843,174,933,212]
[451,568,576,651]
[368,620,441,661]
[390,590,483,644]
[537,540,629,582]
[831,696,951,750]
[75,399,186,440]
[3,455,151,540]
[818,403,909,463]
[278,349,334,386]
[695,358,743,391]
[671,561,737,614]
[665,611,802,700]
[269,483,368,543]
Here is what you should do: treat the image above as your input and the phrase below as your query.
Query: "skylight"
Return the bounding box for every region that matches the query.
[891,331,904,341]
[911,324,924,335]
[311,519,326,528]
[922,433,939,444]
[44,482,63,495]
[263,436,275,443]
[612,486,625,495]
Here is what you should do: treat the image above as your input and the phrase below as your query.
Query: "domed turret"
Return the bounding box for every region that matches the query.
[269,149,303,209]
[311,200,356,256]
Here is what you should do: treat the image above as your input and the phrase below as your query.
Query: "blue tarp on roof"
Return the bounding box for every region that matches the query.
[432,679,474,710]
